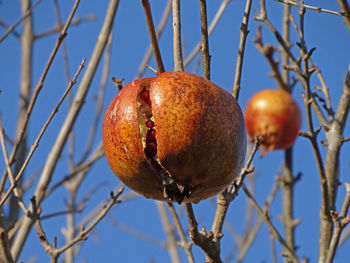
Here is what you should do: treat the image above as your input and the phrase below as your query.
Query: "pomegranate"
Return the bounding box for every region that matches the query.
[103,72,246,203]
[244,89,301,155]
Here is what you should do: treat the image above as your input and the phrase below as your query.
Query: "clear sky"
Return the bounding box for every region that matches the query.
[0,0,349,262]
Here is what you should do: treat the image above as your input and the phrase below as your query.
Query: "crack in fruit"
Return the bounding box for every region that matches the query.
[137,85,191,204]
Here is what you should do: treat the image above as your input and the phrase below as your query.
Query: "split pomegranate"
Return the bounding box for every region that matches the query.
[244,89,301,155]
[102,72,247,203]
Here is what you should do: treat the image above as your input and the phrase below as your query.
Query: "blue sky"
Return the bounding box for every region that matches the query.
[0,0,349,262]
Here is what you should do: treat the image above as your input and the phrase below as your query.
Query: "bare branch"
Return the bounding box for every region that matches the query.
[136,0,172,78]
[172,0,184,72]
[0,19,20,39]
[45,143,104,197]
[0,59,86,209]
[241,183,300,263]
[0,0,43,43]
[325,183,350,263]
[157,202,181,263]
[109,216,166,248]
[167,202,195,263]
[0,0,81,193]
[141,0,166,74]
[237,179,280,262]
[34,15,96,39]
[0,119,29,216]
[322,64,350,261]
[274,0,350,18]
[11,0,120,259]
[199,0,211,80]
[184,0,231,67]
[310,62,334,120]
[254,25,286,90]
[0,224,14,263]
[185,203,222,263]
[78,31,113,165]
[337,0,350,32]
[232,0,253,99]
[34,187,124,261]
[57,188,124,256]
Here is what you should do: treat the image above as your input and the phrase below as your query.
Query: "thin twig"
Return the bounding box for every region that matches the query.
[0,0,81,193]
[254,25,285,90]
[241,183,300,263]
[325,183,350,263]
[53,0,72,84]
[58,188,124,255]
[254,3,332,261]
[6,0,34,225]
[185,203,222,263]
[232,0,253,99]
[274,0,350,18]
[141,0,165,74]
[237,180,280,262]
[136,0,172,78]
[0,59,86,209]
[34,187,124,261]
[269,229,278,263]
[310,61,333,120]
[208,136,261,260]
[227,136,262,195]
[46,143,104,197]
[337,0,350,32]
[280,5,297,262]
[199,0,210,80]
[157,202,181,263]
[0,119,29,216]
[11,0,120,259]
[78,31,112,165]
[322,63,350,261]
[172,0,184,72]
[184,0,231,67]
[0,229,14,263]
[167,202,195,263]
[0,19,20,39]
[0,0,43,43]
[108,216,166,248]
[34,15,96,39]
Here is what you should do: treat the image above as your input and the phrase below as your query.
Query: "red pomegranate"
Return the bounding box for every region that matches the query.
[103,72,246,203]
[244,89,302,155]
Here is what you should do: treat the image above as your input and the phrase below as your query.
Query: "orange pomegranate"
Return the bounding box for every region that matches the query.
[102,72,246,203]
[244,89,301,155]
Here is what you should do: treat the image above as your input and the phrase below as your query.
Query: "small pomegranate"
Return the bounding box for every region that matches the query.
[103,72,246,203]
[244,89,301,155]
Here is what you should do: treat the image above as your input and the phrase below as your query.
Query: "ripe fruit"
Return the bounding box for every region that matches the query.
[102,72,246,203]
[244,89,301,155]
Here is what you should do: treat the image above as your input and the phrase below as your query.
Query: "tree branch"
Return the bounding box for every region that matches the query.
[11,0,120,259]
[141,0,165,74]
[241,183,300,263]
[157,202,181,263]
[184,0,231,67]
[0,0,42,43]
[232,0,252,99]
[199,0,210,80]
[136,0,172,78]
[172,0,184,72]
[167,202,195,263]
[337,0,350,32]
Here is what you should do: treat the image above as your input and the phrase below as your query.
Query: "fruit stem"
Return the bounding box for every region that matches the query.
[141,0,165,74]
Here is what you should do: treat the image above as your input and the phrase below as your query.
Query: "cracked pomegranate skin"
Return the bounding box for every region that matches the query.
[102,72,247,203]
[244,89,301,153]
